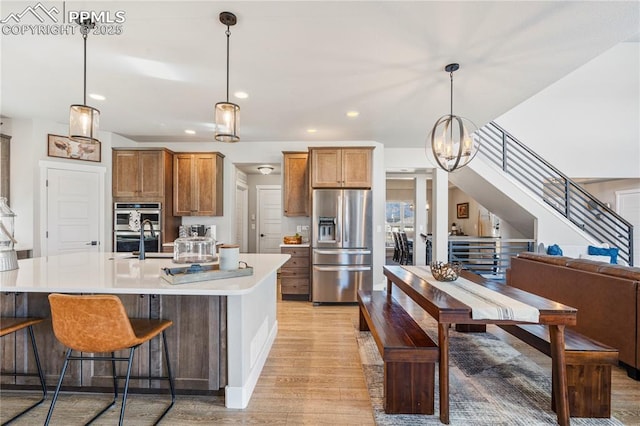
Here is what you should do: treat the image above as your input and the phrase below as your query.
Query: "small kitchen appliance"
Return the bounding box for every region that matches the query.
[0,197,18,271]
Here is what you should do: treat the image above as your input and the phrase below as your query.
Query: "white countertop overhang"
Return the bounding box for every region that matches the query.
[0,252,290,296]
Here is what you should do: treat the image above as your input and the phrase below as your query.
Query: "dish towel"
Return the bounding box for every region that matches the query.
[402,266,540,323]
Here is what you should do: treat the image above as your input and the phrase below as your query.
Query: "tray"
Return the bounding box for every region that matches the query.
[160,262,253,285]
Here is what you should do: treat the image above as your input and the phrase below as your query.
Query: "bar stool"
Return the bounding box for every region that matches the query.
[0,317,47,425]
[45,294,175,426]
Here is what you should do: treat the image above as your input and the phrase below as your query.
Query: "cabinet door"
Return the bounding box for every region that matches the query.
[342,148,372,188]
[152,295,223,391]
[310,148,342,188]
[194,154,217,216]
[139,151,164,198]
[0,292,17,385]
[283,152,309,216]
[113,150,140,198]
[81,294,151,388]
[173,154,195,216]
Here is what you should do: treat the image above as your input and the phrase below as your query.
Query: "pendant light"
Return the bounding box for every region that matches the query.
[215,12,240,143]
[69,19,100,144]
[426,63,480,172]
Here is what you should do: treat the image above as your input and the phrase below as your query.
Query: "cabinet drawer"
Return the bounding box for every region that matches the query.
[281,278,310,294]
[281,247,310,257]
[282,256,309,268]
[280,267,309,278]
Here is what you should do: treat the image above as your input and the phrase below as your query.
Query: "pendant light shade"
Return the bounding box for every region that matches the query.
[215,11,240,143]
[426,63,480,172]
[69,19,100,144]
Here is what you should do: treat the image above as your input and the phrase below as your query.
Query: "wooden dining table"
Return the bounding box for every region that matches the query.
[383,265,578,426]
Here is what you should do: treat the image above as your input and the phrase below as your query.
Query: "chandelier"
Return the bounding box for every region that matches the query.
[69,19,100,144]
[426,63,480,172]
[214,12,240,142]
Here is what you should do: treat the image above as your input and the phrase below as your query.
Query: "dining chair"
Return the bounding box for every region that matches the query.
[45,294,175,426]
[392,232,401,263]
[0,317,47,425]
[399,232,413,265]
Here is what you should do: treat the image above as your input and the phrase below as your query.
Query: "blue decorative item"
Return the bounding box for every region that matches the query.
[546,244,563,256]
[588,245,618,264]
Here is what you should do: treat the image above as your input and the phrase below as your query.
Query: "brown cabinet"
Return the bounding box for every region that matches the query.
[282,152,309,216]
[112,148,180,247]
[153,295,225,390]
[0,293,227,393]
[310,147,373,188]
[280,246,310,301]
[174,153,224,216]
[112,149,173,200]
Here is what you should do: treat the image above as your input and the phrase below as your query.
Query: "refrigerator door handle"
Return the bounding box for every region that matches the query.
[314,249,372,255]
[314,266,371,272]
[335,192,342,244]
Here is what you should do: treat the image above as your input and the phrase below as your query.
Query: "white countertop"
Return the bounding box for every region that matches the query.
[279,243,310,248]
[0,252,290,296]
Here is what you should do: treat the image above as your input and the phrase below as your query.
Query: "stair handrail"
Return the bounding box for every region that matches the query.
[478,121,634,266]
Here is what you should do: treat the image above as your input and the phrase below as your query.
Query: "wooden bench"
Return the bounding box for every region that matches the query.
[358,290,439,414]
[498,324,619,418]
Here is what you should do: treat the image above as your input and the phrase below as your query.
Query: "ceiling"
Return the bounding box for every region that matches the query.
[1,1,639,148]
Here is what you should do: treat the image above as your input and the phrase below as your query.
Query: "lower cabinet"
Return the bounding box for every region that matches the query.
[0,292,227,393]
[280,246,310,301]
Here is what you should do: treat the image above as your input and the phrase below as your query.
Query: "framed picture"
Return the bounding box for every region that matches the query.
[47,134,101,162]
[456,202,469,219]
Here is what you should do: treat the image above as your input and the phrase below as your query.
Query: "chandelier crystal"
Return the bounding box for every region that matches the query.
[426,63,480,172]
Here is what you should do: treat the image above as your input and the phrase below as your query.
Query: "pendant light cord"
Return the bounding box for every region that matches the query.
[449,70,454,117]
[225,26,231,103]
[83,30,87,105]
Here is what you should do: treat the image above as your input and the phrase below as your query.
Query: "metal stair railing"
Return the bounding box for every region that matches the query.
[478,122,634,266]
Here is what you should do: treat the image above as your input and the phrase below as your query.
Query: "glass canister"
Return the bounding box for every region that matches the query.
[173,234,217,264]
[0,197,19,271]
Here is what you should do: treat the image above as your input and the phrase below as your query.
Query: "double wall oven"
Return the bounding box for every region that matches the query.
[113,202,162,253]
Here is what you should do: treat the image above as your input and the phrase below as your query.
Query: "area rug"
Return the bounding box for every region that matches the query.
[356,317,623,426]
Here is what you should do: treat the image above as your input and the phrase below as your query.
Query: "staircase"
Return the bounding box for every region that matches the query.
[450,122,634,266]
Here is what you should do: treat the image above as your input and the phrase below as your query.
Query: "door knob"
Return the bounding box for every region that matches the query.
[260,234,265,237]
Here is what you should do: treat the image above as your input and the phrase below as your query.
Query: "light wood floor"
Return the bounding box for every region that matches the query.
[1,291,639,425]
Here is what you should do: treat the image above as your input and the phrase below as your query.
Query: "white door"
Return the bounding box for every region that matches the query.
[256,186,281,253]
[235,182,249,252]
[616,189,640,266]
[46,168,102,255]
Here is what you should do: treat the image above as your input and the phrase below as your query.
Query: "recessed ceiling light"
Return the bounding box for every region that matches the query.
[234,91,249,99]
[185,129,196,135]
[346,110,359,118]
[89,93,106,101]
[307,128,318,134]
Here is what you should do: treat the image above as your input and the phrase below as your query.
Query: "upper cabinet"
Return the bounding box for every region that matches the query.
[282,152,309,217]
[112,149,173,200]
[310,147,373,188]
[174,152,224,216]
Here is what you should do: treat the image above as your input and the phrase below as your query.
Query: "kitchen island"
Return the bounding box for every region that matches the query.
[0,252,290,409]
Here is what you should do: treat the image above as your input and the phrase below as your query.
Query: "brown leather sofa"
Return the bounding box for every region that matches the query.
[507,252,640,380]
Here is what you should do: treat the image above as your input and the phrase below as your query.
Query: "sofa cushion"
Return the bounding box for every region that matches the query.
[597,264,640,281]
[566,259,606,273]
[518,252,569,266]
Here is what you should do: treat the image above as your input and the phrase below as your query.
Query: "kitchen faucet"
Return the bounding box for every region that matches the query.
[138,219,156,260]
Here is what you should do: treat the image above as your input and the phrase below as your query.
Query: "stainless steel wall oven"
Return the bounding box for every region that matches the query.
[113,202,162,252]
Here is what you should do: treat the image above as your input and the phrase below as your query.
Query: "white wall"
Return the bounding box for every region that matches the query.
[496,42,640,178]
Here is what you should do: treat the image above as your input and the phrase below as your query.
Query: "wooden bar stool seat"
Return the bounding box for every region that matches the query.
[45,294,175,426]
[0,317,47,425]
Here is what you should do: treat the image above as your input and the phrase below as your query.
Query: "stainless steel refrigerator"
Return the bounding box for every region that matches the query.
[311,189,373,303]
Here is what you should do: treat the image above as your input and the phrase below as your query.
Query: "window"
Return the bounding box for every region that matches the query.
[385,201,414,247]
